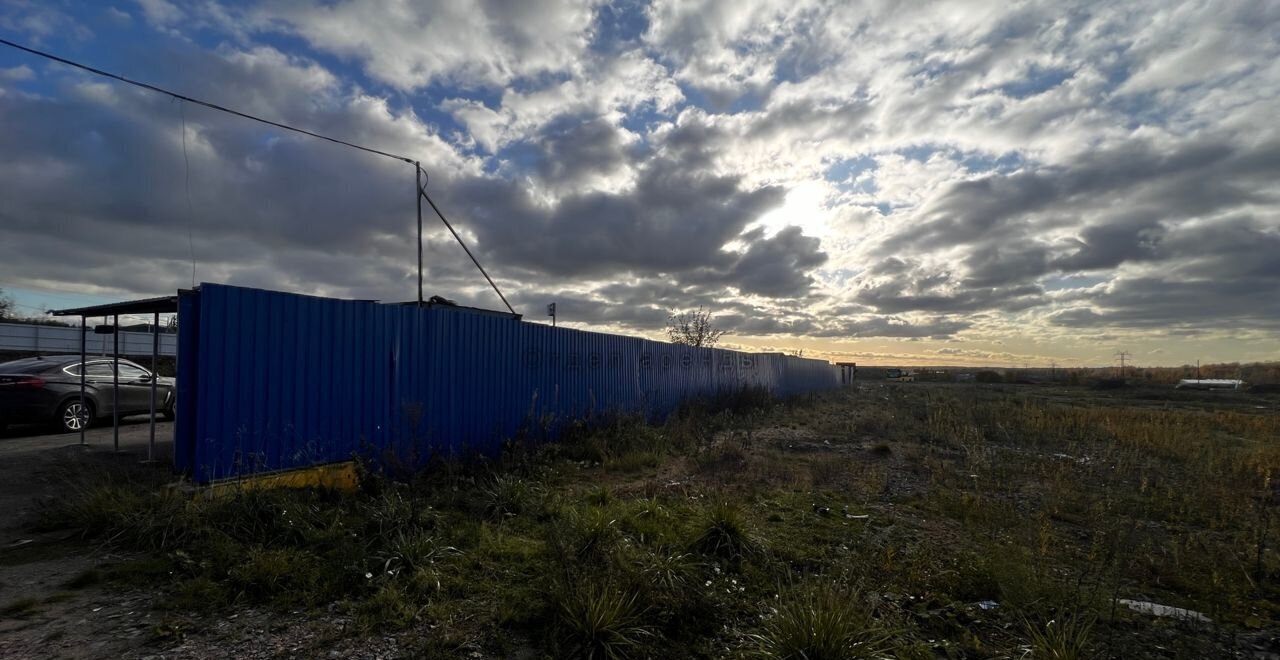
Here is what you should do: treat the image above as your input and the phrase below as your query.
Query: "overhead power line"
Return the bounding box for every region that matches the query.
[0,37,414,165]
[0,37,516,314]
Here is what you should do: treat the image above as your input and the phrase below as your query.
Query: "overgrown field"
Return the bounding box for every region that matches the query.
[19,384,1280,658]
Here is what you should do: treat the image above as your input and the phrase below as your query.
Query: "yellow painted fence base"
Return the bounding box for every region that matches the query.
[208,461,360,495]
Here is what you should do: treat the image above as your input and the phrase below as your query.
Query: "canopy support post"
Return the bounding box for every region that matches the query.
[79,317,86,446]
[112,314,119,453]
[147,311,158,463]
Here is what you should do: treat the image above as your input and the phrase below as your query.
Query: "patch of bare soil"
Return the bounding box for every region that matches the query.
[0,558,153,659]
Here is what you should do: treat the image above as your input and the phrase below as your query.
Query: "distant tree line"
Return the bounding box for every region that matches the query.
[0,286,72,327]
[853,362,1280,386]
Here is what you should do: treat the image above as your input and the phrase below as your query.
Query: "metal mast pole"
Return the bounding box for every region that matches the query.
[416,162,423,305]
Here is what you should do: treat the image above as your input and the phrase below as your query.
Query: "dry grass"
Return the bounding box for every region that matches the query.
[23,382,1280,657]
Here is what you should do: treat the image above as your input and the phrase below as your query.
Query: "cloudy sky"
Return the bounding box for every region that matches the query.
[1,0,1277,367]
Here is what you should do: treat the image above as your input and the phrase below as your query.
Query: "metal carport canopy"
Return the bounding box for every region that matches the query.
[47,294,181,318]
[48,292,186,461]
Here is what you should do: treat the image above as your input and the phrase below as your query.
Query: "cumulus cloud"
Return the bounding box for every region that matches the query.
[532,116,636,193]
[228,0,599,89]
[0,34,822,317]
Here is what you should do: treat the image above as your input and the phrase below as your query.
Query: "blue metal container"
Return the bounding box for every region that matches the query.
[176,284,839,482]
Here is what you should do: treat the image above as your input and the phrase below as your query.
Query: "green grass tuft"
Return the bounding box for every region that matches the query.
[1024,612,1095,660]
[552,580,652,660]
[690,501,762,562]
[354,582,423,632]
[749,586,892,660]
[481,474,537,519]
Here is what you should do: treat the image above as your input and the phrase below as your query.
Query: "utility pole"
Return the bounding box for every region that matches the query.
[416,162,423,305]
[1115,351,1130,379]
[1196,359,1201,380]
[547,302,556,327]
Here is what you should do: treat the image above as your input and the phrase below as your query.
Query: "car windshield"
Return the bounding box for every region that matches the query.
[0,358,61,374]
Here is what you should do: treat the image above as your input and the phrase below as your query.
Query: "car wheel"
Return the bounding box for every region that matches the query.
[57,399,94,433]
[162,403,175,421]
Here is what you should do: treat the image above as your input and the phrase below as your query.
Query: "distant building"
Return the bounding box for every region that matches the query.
[1176,379,1244,390]
[886,368,915,382]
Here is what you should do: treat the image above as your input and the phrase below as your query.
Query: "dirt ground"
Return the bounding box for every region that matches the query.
[0,421,498,659]
[0,417,174,525]
[0,418,178,659]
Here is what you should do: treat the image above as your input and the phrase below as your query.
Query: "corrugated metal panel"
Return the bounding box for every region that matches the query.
[178,284,839,483]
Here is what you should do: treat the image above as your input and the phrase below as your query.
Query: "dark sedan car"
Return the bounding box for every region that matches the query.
[0,355,175,433]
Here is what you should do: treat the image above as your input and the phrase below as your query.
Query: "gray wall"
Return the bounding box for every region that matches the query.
[0,322,176,358]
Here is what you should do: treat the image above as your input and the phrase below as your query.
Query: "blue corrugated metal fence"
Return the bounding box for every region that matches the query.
[175,284,839,482]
